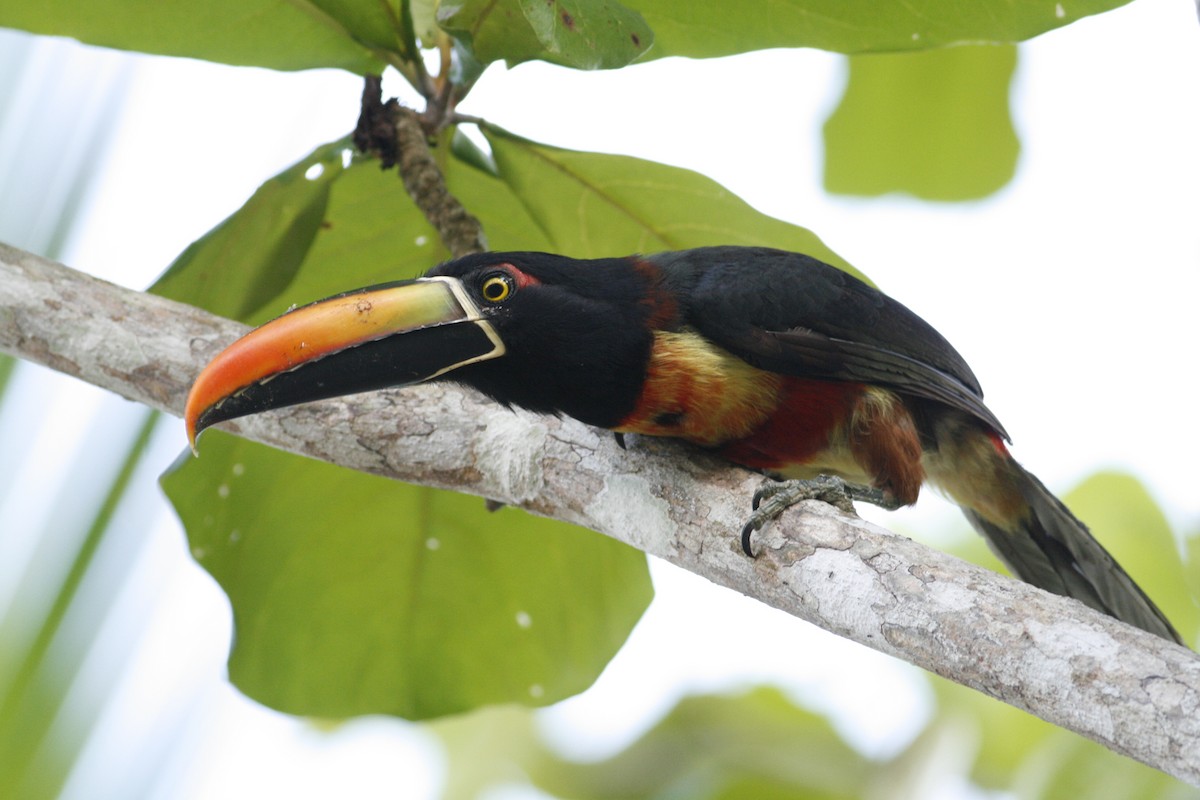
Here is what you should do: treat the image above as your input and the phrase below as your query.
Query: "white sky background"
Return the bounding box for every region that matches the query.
[3,0,1198,797]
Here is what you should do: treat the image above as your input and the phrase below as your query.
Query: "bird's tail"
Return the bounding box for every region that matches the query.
[928,425,1182,644]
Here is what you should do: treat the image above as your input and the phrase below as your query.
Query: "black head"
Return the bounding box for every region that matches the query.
[426,252,657,427]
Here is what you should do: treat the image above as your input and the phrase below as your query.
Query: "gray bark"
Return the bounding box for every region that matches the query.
[2,241,1198,784]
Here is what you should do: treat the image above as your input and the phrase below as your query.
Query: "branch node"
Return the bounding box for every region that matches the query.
[353,75,486,259]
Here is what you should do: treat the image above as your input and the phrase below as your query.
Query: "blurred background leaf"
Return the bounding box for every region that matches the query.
[526,687,872,799]
[431,688,875,800]
[1063,472,1198,642]
[0,30,193,800]
[949,471,1196,647]
[823,45,1020,200]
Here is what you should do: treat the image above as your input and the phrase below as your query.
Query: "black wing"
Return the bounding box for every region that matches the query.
[650,246,1008,439]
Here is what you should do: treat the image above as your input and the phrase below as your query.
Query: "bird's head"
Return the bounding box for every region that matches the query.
[184,252,664,450]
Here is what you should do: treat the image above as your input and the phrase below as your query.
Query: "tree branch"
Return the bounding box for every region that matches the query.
[2,242,1198,785]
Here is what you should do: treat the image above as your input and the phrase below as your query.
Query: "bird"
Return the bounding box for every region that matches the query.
[184,246,1182,644]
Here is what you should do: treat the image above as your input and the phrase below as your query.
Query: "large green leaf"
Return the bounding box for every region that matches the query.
[311,0,407,54]
[439,0,1133,67]
[154,128,865,720]
[519,0,652,68]
[2,0,1132,74]
[823,45,1019,200]
[151,139,348,322]
[154,135,648,719]
[484,126,860,279]
[438,0,653,69]
[0,1,383,73]
[267,131,555,320]
[153,126,858,319]
[150,131,553,322]
[161,432,651,718]
[631,0,1132,58]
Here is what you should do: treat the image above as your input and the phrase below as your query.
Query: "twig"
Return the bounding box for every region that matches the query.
[352,76,486,258]
[1,242,1198,785]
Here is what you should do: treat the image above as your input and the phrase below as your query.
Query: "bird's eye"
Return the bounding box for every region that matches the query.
[480,274,513,303]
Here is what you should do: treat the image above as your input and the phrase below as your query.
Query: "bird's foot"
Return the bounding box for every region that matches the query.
[740,475,898,557]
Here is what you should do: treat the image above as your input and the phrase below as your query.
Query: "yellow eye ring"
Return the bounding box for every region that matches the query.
[480,274,513,303]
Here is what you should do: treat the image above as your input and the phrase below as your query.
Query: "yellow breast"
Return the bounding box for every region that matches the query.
[614,330,782,447]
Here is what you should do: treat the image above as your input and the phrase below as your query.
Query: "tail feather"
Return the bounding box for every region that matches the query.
[961,465,1182,644]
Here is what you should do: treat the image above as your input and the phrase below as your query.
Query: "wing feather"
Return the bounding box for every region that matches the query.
[652,247,1008,439]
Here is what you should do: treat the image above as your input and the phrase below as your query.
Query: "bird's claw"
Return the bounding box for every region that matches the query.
[741,475,897,557]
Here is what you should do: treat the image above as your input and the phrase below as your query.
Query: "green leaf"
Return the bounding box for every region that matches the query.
[150,139,348,322]
[430,705,545,800]
[518,0,652,69]
[309,0,406,54]
[0,355,14,401]
[484,126,863,280]
[150,131,553,323]
[823,45,1019,200]
[1062,472,1197,645]
[1020,731,1199,799]
[0,0,1134,73]
[248,133,555,318]
[631,0,1133,58]
[0,1,383,73]
[151,128,857,722]
[1185,528,1200,613]
[409,0,441,47]
[156,125,850,324]
[156,134,643,720]
[525,688,869,799]
[438,0,652,69]
[438,0,548,67]
[927,675,1057,788]
[160,432,652,719]
[928,675,1198,796]
[0,411,162,799]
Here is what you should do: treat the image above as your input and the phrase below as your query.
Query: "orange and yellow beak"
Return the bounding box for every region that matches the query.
[184,277,504,452]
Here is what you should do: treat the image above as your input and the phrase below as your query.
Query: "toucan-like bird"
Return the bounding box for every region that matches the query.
[184,246,1182,643]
